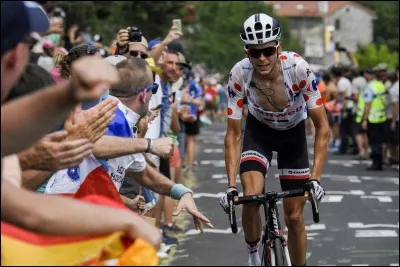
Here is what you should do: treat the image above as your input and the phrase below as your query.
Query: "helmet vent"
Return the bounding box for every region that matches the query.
[273,28,279,36]
[254,22,262,31]
[266,24,271,30]
[265,31,271,38]
[248,34,254,40]
[241,33,247,40]
[256,32,263,39]
[246,27,252,32]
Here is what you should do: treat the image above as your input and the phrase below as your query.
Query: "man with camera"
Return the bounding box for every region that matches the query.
[115,26,149,59]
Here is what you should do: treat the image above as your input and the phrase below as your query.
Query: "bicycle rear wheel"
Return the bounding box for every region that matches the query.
[274,238,286,266]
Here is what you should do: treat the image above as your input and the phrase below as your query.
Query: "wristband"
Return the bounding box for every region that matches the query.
[170,184,193,200]
[145,138,153,153]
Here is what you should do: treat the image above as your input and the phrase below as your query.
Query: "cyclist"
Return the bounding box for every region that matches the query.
[220,14,329,266]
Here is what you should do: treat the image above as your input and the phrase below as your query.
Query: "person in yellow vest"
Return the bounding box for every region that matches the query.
[357,68,387,170]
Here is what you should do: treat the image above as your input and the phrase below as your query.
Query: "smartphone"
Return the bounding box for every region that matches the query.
[151,104,163,111]
[173,19,182,32]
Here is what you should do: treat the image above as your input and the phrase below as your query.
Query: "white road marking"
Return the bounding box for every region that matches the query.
[185,227,242,235]
[348,222,399,229]
[360,196,393,202]
[284,224,326,232]
[326,190,365,195]
[204,148,224,153]
[371,191,399,197]
[355,230,398,238]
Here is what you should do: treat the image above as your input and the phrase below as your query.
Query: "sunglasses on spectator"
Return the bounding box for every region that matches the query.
[129,50,149,59]
[135,83,159,95]
[246,42,280,59]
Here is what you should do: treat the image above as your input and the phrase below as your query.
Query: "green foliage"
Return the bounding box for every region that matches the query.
[183,1,301,74]
[358,1,399,52]
[52,1,186,44]
[355,43,398,69]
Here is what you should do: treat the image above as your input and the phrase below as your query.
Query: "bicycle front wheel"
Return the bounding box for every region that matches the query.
[274,238,287,266]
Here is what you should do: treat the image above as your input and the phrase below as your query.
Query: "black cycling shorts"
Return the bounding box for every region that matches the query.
[240,113,310,191]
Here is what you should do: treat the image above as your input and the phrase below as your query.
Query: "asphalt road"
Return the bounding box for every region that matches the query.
[171,120,399,266]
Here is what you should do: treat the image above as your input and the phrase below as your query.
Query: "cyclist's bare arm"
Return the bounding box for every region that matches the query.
[225,118,242,188]
[1,180,161,248]
[93,136,148,159]
[308,106,330,180]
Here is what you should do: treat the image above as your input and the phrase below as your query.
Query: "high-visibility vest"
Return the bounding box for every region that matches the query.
[355,80,387,124]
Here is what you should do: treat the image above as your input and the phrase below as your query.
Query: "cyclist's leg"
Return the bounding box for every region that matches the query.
[240,114,273,266]
[277,121,309,266]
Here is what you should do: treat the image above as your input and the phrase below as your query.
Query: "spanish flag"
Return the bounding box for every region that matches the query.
[1,195,159,266]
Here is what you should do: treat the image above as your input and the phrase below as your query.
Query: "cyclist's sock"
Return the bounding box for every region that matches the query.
[246,238,261,266]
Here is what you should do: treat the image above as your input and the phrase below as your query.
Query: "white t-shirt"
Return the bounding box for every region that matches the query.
[145,74,163,165]
[337,76,354,110]
[228,51,323,130]
[351,76,367,96]
[106,98,146,189]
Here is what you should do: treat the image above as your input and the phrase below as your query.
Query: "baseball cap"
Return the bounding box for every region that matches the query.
[145,57,162,75]
[129,36,149,50]
[148,38,162,50]
[167,40,184,55]
[1,1,50,56]
[177,52,191,70]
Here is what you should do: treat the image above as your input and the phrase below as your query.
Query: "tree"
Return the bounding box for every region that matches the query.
[358,1,399,52]
[355,43,398,69]
[183,1,301,75]
[52,1,186,45]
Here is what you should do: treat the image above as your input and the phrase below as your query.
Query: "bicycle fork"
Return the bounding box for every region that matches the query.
[265,201,292,266]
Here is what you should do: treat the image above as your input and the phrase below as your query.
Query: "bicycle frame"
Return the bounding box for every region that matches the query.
[230,186,319,266]
[261,193,292,266]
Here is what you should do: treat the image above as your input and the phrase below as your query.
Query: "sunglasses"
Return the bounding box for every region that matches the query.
[246,42,279,59]
[135,83,159,95]
[129,50,149,59]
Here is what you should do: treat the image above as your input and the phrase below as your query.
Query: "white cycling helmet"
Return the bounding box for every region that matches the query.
[240,13,281,46]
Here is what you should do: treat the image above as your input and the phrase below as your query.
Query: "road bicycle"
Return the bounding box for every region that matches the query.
[227,187,320,266]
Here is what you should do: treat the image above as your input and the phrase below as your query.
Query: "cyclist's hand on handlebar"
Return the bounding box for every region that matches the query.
[219,187,238,214]
[304,179,325,203]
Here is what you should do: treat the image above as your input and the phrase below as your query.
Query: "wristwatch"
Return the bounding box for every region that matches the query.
[145,138,153,153]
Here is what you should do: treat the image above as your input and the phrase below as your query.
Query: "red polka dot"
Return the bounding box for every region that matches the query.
[280,55,288,60]
[227,108,233,115]
[293,53,300,57]
[306,86,311,92]
[303,94,310,101]
[237,99,244,108]
[234,83,242,91]
[316,98,323,106]
[292,84,299,92]
[299,80,307,88]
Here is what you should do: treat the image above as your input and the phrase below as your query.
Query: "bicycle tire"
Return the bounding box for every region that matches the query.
[274,238,286,266]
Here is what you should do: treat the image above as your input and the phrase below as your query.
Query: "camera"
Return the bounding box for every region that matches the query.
[129,26,142,42]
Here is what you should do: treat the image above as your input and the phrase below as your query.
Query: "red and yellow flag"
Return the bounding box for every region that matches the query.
[1,195,158,266]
